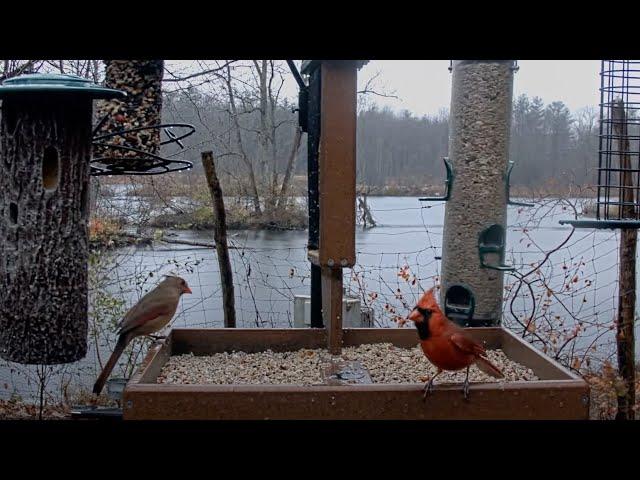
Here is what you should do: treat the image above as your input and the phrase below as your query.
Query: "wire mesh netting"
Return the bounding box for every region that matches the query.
[0,181,635,406]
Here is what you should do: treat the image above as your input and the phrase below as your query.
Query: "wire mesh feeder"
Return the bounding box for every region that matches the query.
[90,120,195,176]
[561,60,640,229]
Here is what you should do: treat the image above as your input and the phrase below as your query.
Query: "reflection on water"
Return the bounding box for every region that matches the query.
[1,196,638,401]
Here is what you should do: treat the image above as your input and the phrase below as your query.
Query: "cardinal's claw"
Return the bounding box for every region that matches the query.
[463,381,470,400]
[462,366,470,400]
[422,378,434,402]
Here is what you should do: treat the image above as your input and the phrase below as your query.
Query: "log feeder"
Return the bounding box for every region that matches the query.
[0,73,124,364]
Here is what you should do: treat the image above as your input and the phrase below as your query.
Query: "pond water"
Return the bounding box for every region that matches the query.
[1,196,638,403]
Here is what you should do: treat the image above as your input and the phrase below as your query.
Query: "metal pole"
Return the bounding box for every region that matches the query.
[306,64,323,328]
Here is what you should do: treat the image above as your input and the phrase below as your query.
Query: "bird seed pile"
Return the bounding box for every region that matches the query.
[157,343,538,385]
[158,348,329,386]
[342,343,538,384]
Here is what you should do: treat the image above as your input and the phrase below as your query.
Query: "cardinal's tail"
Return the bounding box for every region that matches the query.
[93,332,133,396]
[474,355,504,379]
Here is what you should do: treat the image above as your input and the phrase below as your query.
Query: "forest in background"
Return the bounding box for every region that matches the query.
[162,88,599,193]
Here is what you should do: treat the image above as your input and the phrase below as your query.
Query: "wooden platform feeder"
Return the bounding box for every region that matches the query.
[116,60,589,420]
[0,73,124,364]
[123,327,589,420]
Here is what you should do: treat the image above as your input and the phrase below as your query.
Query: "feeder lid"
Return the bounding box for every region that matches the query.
[301,60,369,74]
[0,73,126,99]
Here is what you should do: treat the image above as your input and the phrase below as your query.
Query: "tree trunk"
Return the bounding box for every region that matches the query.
[255,60,269,179]
[0,96,92,364]
[613,100,636,420]
[358,192,376,229]
[202,151,236,328]
[276,126,303,210]
[225,64,261,214]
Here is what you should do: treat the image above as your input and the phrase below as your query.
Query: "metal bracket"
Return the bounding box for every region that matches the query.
[505,161,534,207]
[91,122,195,176]
[286,60,309,133]
[419,157,454,202]
[70,406,123,420]
[559,218,640,229]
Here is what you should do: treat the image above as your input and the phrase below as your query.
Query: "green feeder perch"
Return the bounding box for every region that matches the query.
[419,157,454,202]
[478,224,514,272]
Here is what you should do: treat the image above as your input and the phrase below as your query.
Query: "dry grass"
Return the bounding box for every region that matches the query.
[584,362,640,420]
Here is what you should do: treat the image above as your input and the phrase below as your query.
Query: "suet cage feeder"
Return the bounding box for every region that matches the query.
[119,60,589,420]
[561,60,640,229]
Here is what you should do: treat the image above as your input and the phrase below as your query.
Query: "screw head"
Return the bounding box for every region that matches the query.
[327,258,335,267]
[340,259,348,267]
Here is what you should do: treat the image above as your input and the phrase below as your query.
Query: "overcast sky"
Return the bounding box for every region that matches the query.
[167,60,602,116]
[357,60,601,116]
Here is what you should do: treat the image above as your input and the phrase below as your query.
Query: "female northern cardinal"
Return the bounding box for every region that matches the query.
[93,275,192,395]
[404,287,503,400]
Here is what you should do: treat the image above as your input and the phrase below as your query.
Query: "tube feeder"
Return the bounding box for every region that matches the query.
[0,73,124,364]
[440,60,517,327]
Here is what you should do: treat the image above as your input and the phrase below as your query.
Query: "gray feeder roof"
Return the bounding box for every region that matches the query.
[0,73,126,99]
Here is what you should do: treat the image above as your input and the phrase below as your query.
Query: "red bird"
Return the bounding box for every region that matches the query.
[405,287,504,400]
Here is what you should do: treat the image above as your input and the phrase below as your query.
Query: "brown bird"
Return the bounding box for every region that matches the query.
[405,287,504,400]
[93,275,192,396]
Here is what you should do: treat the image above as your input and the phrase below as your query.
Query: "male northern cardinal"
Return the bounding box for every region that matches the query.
[404,287,503,400]
[93,275,192,395]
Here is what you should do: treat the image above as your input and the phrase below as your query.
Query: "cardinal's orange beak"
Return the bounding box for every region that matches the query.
[183,285,193,294]
[407,308,423,322]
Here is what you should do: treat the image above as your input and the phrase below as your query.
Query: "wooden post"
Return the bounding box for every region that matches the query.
[322,266,344,354]
[612,100,636,420]
[202,151,236,328]
[316,61,358,355]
